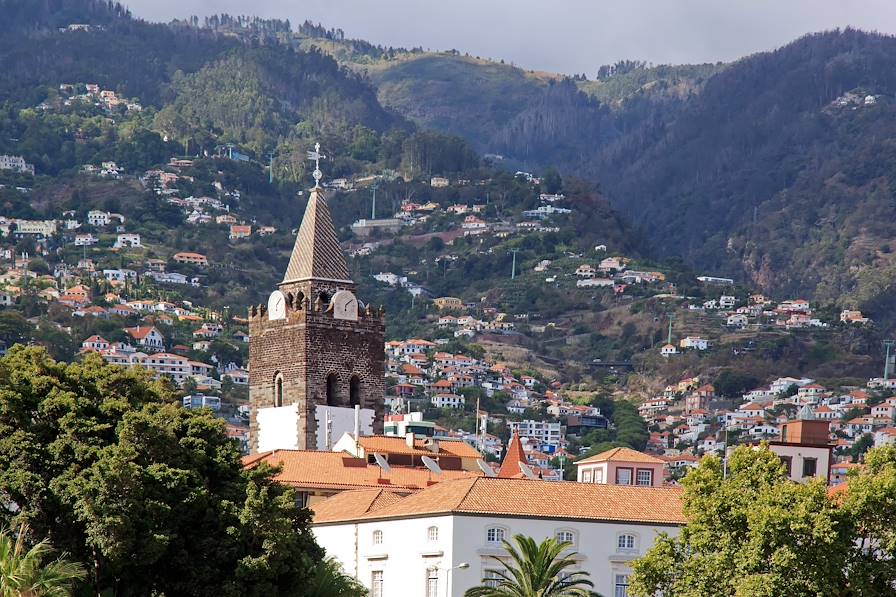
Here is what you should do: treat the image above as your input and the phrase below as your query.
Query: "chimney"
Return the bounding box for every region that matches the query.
[406,431,415,448]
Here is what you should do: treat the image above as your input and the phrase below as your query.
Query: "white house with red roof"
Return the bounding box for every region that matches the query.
[124,325,165,352]
[81,335,109,352]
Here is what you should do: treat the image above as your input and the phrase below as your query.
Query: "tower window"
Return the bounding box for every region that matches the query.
[326,372,339,406]
[350,375,361,407]
[274,373,283,407]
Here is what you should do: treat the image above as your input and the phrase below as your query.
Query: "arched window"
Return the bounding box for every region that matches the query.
[372,529,383,545]
[296,291,305,310]
[350,375,361,407]
[318,291,331,306]
[326,372,339,406]
[486,527,506,544]
[274,373,283,407]
[555,530,575,545]
[427,526,438,542]
[617,533,637,553]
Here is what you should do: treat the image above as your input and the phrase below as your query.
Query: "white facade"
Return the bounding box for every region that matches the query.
[507,420,563,446]
[315,512,679,597]
[256,404,375,452]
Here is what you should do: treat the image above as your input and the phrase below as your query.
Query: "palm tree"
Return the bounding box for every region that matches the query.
[0,524,86,597]
[305,557,368,597]
[464,534,599,597]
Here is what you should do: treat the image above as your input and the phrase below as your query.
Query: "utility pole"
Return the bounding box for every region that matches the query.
[510,248,519,279]
[268,151,274,184]
[370,182,379,219]
[885,340,896,380]
[667,312,674,345]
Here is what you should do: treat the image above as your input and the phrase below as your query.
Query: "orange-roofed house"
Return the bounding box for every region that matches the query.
[311,476,684,597]
[333,433,483,472]
[243,449,479,507]
[575,447,665,487]
[173,252,208,266]
[124,325,165,352]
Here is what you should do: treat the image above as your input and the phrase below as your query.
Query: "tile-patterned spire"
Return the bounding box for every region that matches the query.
[497,431,531,478]
[281,186,352,285]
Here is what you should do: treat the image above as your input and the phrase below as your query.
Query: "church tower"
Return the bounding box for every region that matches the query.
[248,152,385,453]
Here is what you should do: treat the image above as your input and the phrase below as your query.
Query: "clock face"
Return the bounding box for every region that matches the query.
[331,290,359,321]
[267,290,286,321]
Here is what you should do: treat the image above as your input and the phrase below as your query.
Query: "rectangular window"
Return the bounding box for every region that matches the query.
[582,470,593,483]
[484,569,501,588]
[636,469,653,486]
[616,467,633,485]
[802,457,818,478]
[779,456,793,476]
[371,571,383,597]
[594,468,604,483]
[425,567,439,597]
[615,574,630,597]
[487,527,505,544]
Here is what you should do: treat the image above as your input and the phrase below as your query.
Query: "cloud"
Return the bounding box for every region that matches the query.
[124,0,896,74]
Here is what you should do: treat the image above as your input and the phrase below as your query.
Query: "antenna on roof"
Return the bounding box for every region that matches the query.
[518,462,538,480]
[421,455,442,476]
[373,453,391,475]
[477,459,497,478]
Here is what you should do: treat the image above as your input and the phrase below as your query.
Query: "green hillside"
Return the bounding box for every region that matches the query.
[589,29,896,324]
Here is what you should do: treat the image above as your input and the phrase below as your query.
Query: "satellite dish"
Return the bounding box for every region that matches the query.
[477,459,497,478]
[373,453,391,474]
[518,462,538,480]
[421,455,442,475]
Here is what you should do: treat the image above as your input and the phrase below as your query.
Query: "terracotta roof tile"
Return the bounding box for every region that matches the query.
[243,449,479,492]
[311,488,405,523]
[314,477,685,526]
[497,432,529,478]
[358,435,482,459]
[576,446,665,465]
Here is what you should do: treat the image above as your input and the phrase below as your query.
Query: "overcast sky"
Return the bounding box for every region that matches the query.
[124,0,896,75]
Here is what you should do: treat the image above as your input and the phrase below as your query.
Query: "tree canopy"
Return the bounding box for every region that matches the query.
[0,346,322,596]
[630,444,896,596]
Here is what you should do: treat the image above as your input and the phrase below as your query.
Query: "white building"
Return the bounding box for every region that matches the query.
[507,420,563,447]
[431,393,465,409]
[113,233,142,248]
[0,155,35,175]
[679,336,709,351]
[312,477,684,597]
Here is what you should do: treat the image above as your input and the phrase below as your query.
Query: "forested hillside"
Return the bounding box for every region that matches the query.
[590,29,896,323]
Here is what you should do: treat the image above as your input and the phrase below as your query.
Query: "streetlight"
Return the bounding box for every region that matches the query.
[445,562,470,597]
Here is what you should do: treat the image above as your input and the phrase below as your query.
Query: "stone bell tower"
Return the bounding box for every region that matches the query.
[248,149,385,453]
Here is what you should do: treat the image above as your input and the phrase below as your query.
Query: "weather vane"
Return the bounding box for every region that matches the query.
[306,142,326,187]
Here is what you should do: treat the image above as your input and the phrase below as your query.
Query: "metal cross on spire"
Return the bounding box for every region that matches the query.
[306,142,326,187]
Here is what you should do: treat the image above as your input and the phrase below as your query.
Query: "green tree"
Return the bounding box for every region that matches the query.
[0,524,86,597]
[0,346,322,596]
[850,433,875,462]
[629,445,851,596]
[464,534,597,597]
[305,557,368,597]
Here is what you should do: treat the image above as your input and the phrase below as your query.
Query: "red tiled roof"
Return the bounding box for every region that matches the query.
[313,477,685,526]
[243,450,479,492]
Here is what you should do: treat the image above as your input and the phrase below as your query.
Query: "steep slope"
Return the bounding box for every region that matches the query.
[156,45,403,154]
[591,29,896,311]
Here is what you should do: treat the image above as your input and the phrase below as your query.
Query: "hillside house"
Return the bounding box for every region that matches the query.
[679,336,709,350]
[173,252,208,266]
[113,233,141,248]
[229,224,252,239]
[125,326,165,352]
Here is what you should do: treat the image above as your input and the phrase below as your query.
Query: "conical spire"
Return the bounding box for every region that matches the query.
[281,187,352,285]
[498,431,530,478]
